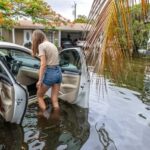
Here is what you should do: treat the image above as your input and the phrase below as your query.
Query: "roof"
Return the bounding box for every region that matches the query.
[15,20,44,29]
[15,20,89,31]
[57,23,88,31]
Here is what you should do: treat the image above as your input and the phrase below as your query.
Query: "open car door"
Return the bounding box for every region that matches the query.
[0,57,28,124]
[59,48,90,108]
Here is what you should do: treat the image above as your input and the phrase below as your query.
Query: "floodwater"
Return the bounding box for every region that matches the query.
[0,58,150,150]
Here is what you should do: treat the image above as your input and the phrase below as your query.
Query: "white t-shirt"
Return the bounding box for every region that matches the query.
[38,41,59,65]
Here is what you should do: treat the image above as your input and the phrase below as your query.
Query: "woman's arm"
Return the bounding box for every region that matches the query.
[37,55,46,87]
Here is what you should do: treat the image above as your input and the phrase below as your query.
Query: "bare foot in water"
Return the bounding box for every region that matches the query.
[50,107,61,123]
[38,106,51,119]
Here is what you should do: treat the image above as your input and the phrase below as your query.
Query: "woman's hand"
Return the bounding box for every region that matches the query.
[36,80,42,88]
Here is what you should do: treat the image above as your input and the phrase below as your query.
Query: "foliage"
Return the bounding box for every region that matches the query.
[114,4,150,55]
[74,15,89,23]
[0,35,4,41]
[111,58,145,92]
[85,0,150,81]
[130,4,150,54]
[0,0,68,29]
[132,20,150,52]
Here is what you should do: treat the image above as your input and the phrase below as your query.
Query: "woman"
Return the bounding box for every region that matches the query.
[32,30,62,117]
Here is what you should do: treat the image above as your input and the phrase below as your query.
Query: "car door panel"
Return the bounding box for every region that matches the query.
[12,83,28,124]
[59,49,82,103]
[16,66,38,86]
[59,48,90,108]
[0,47,40,98]
[0,80,13,106]
[0,60,28,124]
[59,73,80,103]
[0,78,14,121]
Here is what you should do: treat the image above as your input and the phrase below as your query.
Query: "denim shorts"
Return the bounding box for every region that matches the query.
[43,66,62,87]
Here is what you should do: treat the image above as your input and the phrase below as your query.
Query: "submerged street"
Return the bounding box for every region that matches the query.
[1,0,150,150]
[0,58,150,150]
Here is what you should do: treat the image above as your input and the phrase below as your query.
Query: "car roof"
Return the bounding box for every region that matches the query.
[0,42,83,55]
[0,41,31,53]
[62,47,82,54]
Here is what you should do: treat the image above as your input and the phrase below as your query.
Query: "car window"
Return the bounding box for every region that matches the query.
[0,48,40,76]
[0,62,13,84]
[10,50,39,67]
[0,63,8,77]
[59,49,81,71]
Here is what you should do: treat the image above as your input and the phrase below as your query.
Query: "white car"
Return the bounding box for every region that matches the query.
[76,40,86,48]
[0,42,90,124]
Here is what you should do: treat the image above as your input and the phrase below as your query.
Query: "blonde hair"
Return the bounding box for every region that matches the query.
[31,30,46,56]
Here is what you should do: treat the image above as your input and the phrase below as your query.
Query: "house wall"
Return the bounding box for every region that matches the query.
[45,31,54,43]
[15,29,24,45]
[1,27,86,50]
[2,29,12,42]
[14,29,57,47]
[45,30,60,48]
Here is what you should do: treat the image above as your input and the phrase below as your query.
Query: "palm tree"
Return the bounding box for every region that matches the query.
[85,0,149,80]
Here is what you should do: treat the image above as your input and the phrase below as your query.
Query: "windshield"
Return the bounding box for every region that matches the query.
[0,48,40,76]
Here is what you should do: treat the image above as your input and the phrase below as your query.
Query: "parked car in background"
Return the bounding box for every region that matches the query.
[0,42,90,124]
[76,40,86,48]
[61,40,74,49]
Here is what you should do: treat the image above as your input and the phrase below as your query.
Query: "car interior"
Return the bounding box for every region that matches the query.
[0,48,82,110]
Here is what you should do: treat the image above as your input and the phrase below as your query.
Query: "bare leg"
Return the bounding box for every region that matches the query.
[51,84,60,109]
[37,84,49,112]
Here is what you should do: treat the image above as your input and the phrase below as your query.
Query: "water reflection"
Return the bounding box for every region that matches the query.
[0,121,27,150]
[95,123,117,150]
[22,101,90,150]
[142,64,150,103]
[82,72,150,150]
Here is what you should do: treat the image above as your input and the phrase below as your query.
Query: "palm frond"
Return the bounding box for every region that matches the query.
[85,0,150,81]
